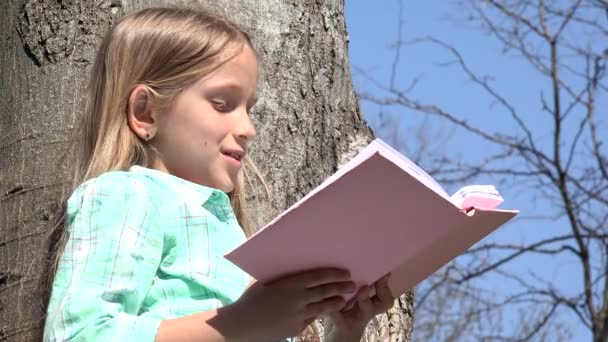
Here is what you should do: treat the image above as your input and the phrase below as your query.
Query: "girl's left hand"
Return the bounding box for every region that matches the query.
[323,273,394,342]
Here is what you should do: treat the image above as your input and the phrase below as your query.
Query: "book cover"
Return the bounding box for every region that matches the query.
[225,139,519,299]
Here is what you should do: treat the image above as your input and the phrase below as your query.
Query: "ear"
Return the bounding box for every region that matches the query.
[127,85,158,141]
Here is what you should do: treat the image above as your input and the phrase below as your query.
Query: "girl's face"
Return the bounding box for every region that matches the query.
[152,45,258,192]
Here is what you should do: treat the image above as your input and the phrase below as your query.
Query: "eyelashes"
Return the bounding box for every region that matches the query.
[210,98,255,114]
[210,99,234,112]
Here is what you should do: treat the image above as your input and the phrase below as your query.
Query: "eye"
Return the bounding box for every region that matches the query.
[211,99,233,112]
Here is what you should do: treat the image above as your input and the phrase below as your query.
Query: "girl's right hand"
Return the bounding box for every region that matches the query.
[227,268,356,341]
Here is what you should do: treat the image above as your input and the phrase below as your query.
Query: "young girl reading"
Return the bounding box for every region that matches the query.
[43,7,394,342]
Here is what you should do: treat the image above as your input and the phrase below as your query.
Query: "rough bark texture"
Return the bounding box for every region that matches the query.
[0,0,413,341]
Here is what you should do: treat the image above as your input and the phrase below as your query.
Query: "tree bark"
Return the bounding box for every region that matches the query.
[0,0,413,341]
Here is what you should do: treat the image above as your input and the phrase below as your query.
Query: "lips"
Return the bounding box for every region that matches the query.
[221,149,244,162]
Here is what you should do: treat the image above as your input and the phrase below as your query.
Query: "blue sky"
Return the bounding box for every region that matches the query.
[344,1,601,339]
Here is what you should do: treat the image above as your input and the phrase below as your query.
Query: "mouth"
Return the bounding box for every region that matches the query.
[221,149,245,162]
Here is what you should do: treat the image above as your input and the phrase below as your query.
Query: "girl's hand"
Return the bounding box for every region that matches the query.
[324,273,394,342]
[226,268,356,342]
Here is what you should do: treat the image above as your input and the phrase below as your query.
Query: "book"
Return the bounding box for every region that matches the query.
[225,138,519,300]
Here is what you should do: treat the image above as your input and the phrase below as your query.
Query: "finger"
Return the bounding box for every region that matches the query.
[305,296,347,317]
[356,285,374,317]
[307,281,356,303]
[372,275,394,308]
[327,311,340,322]
[326,311,344,328]
[341,293,359,312]
[281,268,351,288]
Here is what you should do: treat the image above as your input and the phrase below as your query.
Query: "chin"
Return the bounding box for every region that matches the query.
[216,178,237,193]
[219,185,235,193]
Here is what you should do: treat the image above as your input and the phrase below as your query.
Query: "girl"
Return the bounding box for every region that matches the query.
[44,7,394,342]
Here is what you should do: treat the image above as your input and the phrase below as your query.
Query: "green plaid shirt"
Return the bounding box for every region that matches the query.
[44,166,254,341]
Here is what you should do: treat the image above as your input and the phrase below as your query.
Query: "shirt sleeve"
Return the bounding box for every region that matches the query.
[44,173,164,342]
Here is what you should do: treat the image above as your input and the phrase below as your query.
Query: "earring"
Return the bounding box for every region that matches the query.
[145,132,151,141]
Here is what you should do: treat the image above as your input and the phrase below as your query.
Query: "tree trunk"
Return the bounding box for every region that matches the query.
[0,0,413,341]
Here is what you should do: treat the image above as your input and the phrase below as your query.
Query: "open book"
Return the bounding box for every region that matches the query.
[226,138,518,300]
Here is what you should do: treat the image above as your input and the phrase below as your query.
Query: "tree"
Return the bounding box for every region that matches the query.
[357,0,607,340]
[0,0,412,341]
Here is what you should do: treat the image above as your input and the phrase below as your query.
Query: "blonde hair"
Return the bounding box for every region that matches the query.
[44,7,260,301]
[79,6,256,231]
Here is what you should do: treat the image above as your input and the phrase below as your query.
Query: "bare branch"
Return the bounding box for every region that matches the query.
[389,0,404,90]
[538,0,551,39]
[485,0,550,39]
[564,109,589,173]
[588,56,608,179]
[426,37,541,156]
[362,0,608,339]
[458,233,608,283]
[554,0,583,39]
[472,2,551,75]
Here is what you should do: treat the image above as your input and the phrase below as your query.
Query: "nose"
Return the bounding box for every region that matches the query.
[234,109,256,142]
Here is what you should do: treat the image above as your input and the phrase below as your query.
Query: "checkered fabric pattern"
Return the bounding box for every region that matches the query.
[43,166,260,341]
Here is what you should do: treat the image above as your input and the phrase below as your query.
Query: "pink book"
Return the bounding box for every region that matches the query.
[225,139,519,300]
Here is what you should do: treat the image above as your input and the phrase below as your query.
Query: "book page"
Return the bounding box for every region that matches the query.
[247,138,455,240]
[450,184,504,210]
[372,139,450,200]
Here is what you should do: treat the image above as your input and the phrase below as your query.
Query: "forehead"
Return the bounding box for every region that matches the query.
[210,43,257,75]
[196,44,259,93]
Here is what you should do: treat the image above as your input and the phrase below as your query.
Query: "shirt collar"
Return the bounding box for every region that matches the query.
[129,165,230,206]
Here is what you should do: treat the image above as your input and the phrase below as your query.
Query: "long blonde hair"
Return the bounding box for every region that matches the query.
[78,6,256,229]
[45,6,259,300]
